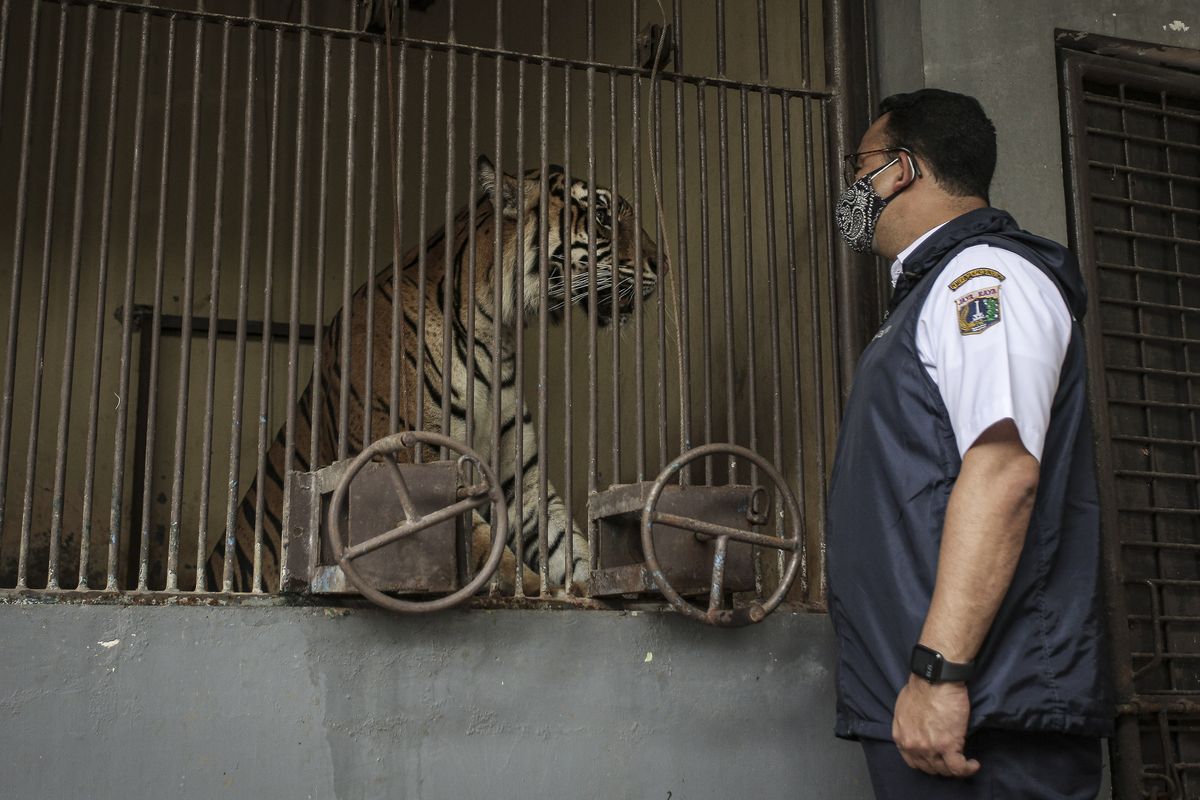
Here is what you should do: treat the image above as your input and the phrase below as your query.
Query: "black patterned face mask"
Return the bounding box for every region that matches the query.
[834,157,902,254]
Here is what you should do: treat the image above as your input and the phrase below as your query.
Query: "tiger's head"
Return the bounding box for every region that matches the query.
[478,155,661,327]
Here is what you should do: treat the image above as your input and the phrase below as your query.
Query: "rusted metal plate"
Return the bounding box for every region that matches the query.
[587,483,759,597]
[286,460,461,595]
[280,470,313,593]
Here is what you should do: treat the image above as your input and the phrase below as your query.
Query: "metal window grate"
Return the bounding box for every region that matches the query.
[1060,36,1200,799]
[0,0,839,612]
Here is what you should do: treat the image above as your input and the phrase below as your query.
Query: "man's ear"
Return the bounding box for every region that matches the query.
[878,152,918,197]
[477,154,535,220]
[894,152,921,191]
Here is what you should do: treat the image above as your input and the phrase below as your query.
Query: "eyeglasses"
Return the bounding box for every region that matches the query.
[841,146,920,186]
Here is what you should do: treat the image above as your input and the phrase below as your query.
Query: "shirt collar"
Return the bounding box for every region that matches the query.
[889,223,949,287]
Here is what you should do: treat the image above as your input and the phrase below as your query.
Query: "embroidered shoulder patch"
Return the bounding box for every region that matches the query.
[948,267,1006,291]
[956,286,1002,335]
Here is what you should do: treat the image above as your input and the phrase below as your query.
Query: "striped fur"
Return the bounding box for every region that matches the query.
[207,156,660,594]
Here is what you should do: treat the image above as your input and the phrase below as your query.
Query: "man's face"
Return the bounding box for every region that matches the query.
[835,112,912,257]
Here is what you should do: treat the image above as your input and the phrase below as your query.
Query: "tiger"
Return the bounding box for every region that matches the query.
[206,155,661,595]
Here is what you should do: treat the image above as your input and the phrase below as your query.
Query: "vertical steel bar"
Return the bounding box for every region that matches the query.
[464,53,479,456]
[756,0,785,577]
[651,34,667,476]
[536,0,550,593]
[739,87,762,596]
[107,9,151,591]
[47,5,97,590]
[279,0,310,591]
[309,33,332,480]
[0,0,11,133]
[800,95,828,602]
[799,0,811,89]
[488,0,504,594]
[363,39,380,452]
[136,12,179,591]
[513,60,527,592]
[386,3,408,437]
[0,0,36,576]
[781,98,811,600]
[222,6,258,592]
[165,5,207,592]
[819,99,842,408]
[670,1,691,485]
[714,0,736,481]
[195,19,232,592]
[608,71,620,485]
[629,0,645,482]
[695,88,713,483]
[738,89,759,474]
[559,64,573,594]
[337,17,358,462]
[440,0,458,462]
[127,320,150,586]
[79,6,124,591]
[585,0,598,570]
[18,5,69,589]
[413,47,431,462]
[462,51,480,584]
[251,23,283,592]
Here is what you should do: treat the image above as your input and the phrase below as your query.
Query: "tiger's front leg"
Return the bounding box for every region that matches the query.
[469,509,539,596]
[510,465,590,592]
[488,395,591,591]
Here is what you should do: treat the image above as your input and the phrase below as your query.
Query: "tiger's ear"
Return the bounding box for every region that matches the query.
[478,154,536,220]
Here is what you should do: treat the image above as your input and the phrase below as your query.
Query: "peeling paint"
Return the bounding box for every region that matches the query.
[1163,20,1191,32]
[97,639,119,648]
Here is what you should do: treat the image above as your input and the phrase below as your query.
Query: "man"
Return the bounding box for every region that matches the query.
[825,88,1113,798]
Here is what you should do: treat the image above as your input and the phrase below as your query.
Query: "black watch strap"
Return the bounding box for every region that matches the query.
[910,644,974,683]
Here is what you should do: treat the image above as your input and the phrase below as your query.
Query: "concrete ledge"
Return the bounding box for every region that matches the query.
[0,604,871,799]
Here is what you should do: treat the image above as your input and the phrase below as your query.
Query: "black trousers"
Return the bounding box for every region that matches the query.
[860,729,1103,800]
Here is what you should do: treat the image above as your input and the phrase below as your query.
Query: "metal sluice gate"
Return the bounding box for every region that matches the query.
[0,0,838,622]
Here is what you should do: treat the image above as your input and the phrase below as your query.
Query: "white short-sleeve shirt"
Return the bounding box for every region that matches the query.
[891,225,1073,462]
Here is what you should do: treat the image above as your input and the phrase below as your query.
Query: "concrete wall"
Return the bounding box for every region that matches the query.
[0,604,872,800]
[873,0,1200,244]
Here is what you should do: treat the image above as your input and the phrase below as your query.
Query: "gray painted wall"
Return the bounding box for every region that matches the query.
[0,605,873,799]
[873,0,1200,244]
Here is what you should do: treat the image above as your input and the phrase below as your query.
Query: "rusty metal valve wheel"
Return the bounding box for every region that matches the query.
[326,431,509,613]
[640,443,805,627]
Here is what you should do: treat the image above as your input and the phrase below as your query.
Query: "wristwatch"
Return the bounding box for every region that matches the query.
[910,644,974,683]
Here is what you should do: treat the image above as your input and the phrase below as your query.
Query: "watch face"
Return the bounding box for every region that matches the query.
[911,646,942,681]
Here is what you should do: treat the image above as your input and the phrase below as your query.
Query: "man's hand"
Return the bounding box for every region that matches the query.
[892,675,981,778]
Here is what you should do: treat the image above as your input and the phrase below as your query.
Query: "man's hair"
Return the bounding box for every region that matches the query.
[878,89,996,200]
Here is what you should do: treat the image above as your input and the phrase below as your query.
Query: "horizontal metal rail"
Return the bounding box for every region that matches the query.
[49,0,833,99]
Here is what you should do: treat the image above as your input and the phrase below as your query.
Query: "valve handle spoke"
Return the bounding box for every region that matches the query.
[340,494,489,563]
[649,510,798,551]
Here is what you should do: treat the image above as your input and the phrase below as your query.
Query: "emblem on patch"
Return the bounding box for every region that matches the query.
[948,267,1006,291]
[956,286,1002,335]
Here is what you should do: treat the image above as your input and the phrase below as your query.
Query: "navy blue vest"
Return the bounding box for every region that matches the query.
[826,208,1114,741]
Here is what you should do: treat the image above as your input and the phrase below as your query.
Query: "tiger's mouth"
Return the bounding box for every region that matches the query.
[546,258,657,326]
